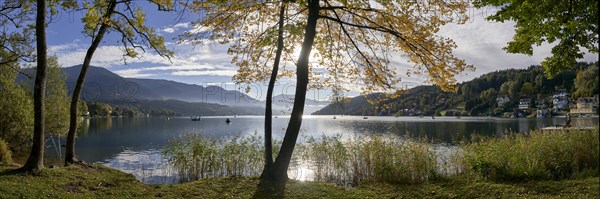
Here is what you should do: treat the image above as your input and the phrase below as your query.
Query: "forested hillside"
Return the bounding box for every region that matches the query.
[314,62,597,116]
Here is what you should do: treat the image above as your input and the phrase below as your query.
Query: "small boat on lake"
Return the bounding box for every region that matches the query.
[191,116,201,121]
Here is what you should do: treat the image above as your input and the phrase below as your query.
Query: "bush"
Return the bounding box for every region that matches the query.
[462,128,599,181]
[0,139,12,164]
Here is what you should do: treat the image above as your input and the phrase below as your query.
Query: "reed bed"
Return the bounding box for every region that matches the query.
[163,133,438,184]
[461,128,599,180]
[162,128,599,184]
[162,134,267,182]
[294,135,438,185]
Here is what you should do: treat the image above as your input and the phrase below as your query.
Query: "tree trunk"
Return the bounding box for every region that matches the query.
[65,0,117,165]
[269,0,320,183]
[20,0,47,171]
[261,0,287,181]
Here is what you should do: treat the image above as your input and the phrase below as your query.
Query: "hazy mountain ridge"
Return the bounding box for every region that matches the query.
[60,65,259,105]
[269,94,329,114]
[18,65,263,116]
[271,94,329,106]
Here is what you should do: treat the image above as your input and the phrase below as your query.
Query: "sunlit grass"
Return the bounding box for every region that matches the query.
[1,164,598,198]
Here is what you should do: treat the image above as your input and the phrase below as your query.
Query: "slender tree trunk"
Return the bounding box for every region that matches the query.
[65,0,117,165]
[261,0,287,181]
[270,0,320,183]
[20,0,47,171]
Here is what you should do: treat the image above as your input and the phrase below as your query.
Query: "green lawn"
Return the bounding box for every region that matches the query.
[0,164,598,198]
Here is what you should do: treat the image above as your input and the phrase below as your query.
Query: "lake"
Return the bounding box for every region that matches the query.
[54,116,598,184]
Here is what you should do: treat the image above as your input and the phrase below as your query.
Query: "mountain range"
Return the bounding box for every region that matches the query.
[59,65,260,106]
[19,65,328,115]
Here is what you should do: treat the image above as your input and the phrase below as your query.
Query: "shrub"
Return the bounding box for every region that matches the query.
[0,139,12,164]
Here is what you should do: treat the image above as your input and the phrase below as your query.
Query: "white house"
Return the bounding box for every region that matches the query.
[571,96,599,116]
[519,97,531,110]
[496,95,510,107]
[552,89,570,110]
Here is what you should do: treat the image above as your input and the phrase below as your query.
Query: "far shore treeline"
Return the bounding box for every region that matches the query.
[8,62,598,119]
[314,62,598,117]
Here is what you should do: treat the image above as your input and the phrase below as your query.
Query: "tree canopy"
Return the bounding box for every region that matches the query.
[573,64,599,98]
[78,0,174,59]
[474,0,598,77]
[0,1,35,74]
[183,0,472,93]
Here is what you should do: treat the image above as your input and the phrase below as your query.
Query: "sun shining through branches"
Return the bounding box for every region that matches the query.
[181,0,474,185]
[182,0,473,95]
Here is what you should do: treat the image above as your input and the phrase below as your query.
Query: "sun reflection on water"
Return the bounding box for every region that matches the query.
[289,161,315,182]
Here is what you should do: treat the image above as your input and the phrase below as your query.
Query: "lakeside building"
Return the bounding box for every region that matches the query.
[571,96,599,116]
[552,89,570,110]
[496,95,510,107]
[518,97,531,110]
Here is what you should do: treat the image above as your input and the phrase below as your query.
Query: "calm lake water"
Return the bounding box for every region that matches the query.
[56,115,598,184]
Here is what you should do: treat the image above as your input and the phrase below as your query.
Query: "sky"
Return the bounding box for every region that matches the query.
[45,2,598,101]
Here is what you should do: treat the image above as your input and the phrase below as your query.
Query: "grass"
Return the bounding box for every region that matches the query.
[0,164,598,198]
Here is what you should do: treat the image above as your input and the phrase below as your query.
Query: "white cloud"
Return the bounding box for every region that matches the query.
[49,43,128,68]
[171,70,238,76]
[160,22,191,34]
[162,27,175,33]
[49,6,597,89]
[173,22,190,29]
[439,7,597,81]
[47,39,237,79]
[114,69,155,78]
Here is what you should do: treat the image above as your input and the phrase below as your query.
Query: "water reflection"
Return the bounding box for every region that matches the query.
[101,149,177,184]
[72,116,598,184]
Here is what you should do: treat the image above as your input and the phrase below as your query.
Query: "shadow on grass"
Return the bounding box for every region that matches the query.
[0,168,22,176]
[252,177,287,199]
